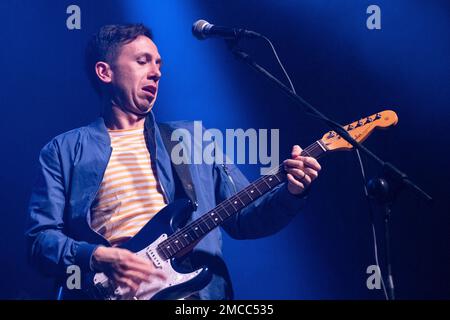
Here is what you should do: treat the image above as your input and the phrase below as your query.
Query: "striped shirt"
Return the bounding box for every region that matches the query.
[90,126,167,246]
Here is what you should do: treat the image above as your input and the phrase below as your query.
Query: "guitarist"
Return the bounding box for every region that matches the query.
[25,23,321,299]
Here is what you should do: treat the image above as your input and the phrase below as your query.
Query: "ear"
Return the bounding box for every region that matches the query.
[95,61,113,84]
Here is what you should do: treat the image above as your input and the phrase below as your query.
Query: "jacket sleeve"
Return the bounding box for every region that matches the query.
[25,140,98,278]
[215,160,308,240]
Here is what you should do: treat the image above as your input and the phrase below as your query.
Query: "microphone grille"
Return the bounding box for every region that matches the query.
[192,19,210,40]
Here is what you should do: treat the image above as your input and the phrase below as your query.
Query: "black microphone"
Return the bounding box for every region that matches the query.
[192,19,262,40]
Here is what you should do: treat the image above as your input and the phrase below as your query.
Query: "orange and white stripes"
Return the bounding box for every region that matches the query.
[90,126,166,246]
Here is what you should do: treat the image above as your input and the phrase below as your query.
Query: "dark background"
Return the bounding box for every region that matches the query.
[0,0,449,299]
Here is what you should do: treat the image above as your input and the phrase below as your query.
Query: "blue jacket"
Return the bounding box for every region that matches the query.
[26,112,306,299]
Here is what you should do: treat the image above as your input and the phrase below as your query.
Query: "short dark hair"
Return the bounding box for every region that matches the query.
[85,23,153,95]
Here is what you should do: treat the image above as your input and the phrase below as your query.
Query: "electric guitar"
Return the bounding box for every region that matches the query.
[80,110,398,300]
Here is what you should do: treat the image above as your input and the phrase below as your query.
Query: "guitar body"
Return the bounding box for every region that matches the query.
[62,199,212,300]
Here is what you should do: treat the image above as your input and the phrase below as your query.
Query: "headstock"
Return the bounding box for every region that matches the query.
[321,110,398,151]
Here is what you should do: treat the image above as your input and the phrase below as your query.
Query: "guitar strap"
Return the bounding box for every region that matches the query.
[158,123,198,209]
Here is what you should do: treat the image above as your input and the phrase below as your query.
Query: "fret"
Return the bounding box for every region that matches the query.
[253,183,262,195]
[235,199,245,210]
[215,206,230,220]
[188,230,198,241]
[186,231,195,242]
[227,199,238,211]
[274,172,283,182]
[247,187,258,199]
[301,148,312,157]
[255,180,270,193]
[209,211,221,224]
[276,173,284,182]
[198,221,206,233]
[228,198,244,211]
[203,216,215,229]
[215,208,227,220]
[216,202,236,220]
[262,177,271,188]
[177,234,186,245]
[163,242,176,256]
[275,169,287,184]
[222,202,236,217]
[267,176,277,186]
[192,225,201,237]
[177,233,189,246]
[266,175,274,184]
[220,203,231,216]
[235,194,246,206]
[172,239,182,251]
[216,207,229,221]
[243,188,254,201]
[238,191,253,205]
[228,200,240,212]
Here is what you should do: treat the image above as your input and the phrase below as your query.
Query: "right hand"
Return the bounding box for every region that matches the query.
[92,246,166,297]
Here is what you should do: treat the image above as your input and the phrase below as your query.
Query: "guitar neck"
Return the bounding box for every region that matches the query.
[157,140,328,260]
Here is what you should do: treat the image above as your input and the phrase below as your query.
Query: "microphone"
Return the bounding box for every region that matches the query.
[192,19,262,40]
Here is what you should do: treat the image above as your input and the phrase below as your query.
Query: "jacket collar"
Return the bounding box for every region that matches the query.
[86,111,158,146]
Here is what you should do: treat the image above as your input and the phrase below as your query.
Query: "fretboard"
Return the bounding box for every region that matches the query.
[157,140,328,260]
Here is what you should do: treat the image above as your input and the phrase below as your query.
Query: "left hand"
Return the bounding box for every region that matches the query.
[284,145,321,195]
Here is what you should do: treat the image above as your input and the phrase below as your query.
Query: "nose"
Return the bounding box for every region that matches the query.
[148,62,161,81]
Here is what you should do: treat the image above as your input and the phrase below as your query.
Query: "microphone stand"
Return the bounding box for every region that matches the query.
[226,41,432,300]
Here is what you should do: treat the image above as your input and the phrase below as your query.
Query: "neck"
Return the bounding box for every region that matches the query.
[101,96,146,130]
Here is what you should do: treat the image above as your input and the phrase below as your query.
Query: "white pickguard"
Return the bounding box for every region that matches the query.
[92,234,204,300]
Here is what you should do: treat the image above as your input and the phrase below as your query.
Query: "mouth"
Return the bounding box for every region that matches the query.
[142,85,157,96]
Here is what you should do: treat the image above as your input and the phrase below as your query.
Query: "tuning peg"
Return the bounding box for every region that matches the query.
[346,124,354,131]
[327,131,336,138]
[366,117,373,123]
[356,120,364,127]
[375,113,381,119]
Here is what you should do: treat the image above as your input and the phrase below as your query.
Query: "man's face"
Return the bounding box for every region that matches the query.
[108,35,162,115]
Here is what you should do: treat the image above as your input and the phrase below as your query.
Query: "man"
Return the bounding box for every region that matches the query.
[26,23,321,300]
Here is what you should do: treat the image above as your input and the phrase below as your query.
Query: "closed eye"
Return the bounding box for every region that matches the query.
[136,54,162,70]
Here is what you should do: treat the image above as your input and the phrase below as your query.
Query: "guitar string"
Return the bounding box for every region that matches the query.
[162,142,321,244]
[158,141,325,256]
[159,142,324,253]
